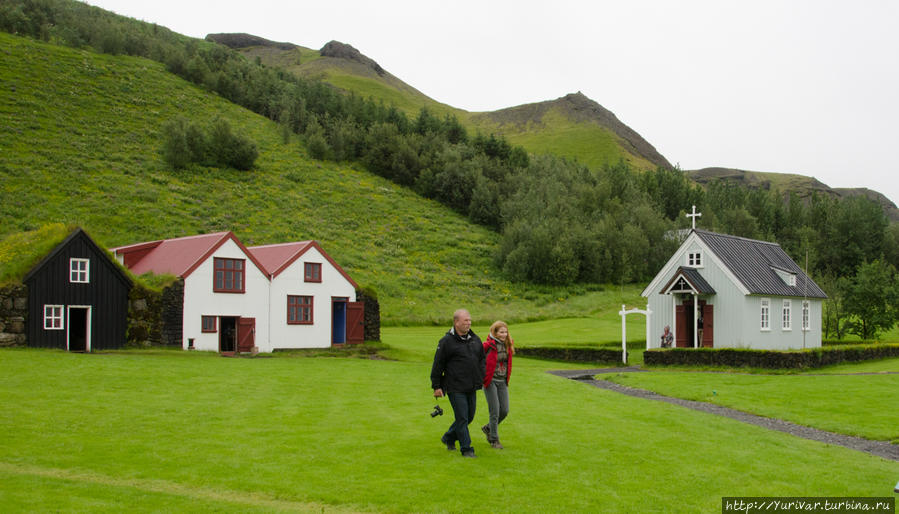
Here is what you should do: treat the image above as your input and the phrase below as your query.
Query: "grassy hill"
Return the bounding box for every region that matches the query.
[214,35,668,171]
[229,34,899,219]
[0,32,642,323]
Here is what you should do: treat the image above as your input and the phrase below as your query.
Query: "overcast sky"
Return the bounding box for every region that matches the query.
[85,0,899,205]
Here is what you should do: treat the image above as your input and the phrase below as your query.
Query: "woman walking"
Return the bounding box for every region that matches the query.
[481,320,513,449]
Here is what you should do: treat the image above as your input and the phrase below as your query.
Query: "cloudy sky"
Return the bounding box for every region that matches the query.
[85,0,899,205]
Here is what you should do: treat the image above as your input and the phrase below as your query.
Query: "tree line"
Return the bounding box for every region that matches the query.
[3,0,898,337]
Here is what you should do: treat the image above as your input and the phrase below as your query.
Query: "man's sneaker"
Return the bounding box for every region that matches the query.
[461,449,477,458]
[481,424,490,442]
[440,435,455,451]
[490,440,504,450]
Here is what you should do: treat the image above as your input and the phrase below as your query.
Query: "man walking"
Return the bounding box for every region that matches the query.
[430,309,485,458]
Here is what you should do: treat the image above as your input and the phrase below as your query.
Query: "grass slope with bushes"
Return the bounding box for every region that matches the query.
[236,41,661,171]
[0,32,641,324]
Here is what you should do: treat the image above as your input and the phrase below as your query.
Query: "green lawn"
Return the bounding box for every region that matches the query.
[603,367,899,444]
[3,329,897,512]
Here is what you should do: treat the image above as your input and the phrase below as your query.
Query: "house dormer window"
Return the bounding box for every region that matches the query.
[686,252,702,267]
[70,258,89,283]
[304,262,322,283]
[773,267,797,286]
[214,258,245,293]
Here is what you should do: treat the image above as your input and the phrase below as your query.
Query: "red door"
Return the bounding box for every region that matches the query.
[237,317,255,353]
[346,302,364,344]
[675,305,687,347]
[702,305,714,348]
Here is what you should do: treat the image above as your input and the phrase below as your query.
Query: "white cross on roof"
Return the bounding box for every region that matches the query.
[686,205,702,229]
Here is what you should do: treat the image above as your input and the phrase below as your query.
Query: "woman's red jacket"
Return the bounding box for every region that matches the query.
[483,335,512,388]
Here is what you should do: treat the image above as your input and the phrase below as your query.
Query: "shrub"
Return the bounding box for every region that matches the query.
[643,344,899,369]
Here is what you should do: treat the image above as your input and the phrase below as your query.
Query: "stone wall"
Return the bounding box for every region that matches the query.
[127,279,183,347]
[356,288,380,342]
[0,284,27,347]
[160,279,184,346]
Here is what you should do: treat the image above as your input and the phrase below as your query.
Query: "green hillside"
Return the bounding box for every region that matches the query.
[224,38,666,171]
[0,32,640,323]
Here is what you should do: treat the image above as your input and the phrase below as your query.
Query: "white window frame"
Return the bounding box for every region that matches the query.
[760,298,771,331]
[70,258,89,283]
[686,251,703,268]
[782,299,792,331]
[802,300,810,332]
[44,305,64,330]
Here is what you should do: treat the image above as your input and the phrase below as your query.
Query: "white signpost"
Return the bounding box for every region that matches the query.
[618,304,652,364]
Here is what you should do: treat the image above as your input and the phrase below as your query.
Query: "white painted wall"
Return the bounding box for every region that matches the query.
[181,239,270,352]
[268,246,357,350]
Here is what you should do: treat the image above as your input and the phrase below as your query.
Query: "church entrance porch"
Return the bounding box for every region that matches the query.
[675,298,713,348]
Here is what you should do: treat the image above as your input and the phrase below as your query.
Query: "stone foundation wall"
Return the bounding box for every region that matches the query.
[126,279,184,347]
[0,284,27,347]
[356,288,381,342]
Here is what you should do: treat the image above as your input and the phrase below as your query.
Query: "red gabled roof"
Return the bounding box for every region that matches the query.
[247,240,359,289]
[110,232,268,279]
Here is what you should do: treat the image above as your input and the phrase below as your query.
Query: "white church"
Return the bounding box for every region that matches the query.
[642,207,827,351]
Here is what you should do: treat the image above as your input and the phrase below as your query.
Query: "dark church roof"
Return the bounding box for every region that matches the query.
[694,229,827,298]
[661,266,716,295]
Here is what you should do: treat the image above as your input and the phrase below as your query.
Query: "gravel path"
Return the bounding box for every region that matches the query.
[548,368,899,462]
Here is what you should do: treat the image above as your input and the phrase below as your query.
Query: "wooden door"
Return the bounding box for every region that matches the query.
[346,302,364,344]
[674,305,687,347]
[237,317,255,353]
[702,305,714,348]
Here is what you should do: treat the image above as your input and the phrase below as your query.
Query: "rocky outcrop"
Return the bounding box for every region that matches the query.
[206,33,296,50]
[319,40,385,77]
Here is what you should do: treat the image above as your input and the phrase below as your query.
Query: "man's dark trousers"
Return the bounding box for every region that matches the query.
[444,391,477,453]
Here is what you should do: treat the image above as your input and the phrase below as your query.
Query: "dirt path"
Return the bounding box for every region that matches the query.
[548,368,899,462]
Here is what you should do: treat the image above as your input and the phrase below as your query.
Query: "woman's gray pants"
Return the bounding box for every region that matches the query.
[483,379,509,442]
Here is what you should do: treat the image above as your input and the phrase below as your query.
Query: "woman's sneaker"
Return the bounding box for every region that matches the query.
[490,440,504,450]
[481,424,490,442]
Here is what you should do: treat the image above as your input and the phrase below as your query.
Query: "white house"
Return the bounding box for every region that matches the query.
[247,240,361,350]
[111,232,362,353]
[642,229,827,350]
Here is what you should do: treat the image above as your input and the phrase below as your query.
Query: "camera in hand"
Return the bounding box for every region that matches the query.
[430,404,443,417]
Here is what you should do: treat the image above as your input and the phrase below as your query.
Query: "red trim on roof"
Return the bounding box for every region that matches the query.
[111,232,269,280]
[248,240,359,289]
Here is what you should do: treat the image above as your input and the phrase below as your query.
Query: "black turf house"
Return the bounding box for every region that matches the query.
[24,228,132,351]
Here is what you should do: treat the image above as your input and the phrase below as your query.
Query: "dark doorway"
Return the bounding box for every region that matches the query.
[68,307,89,352]
[676,299,713,348]
[220,317,237,353]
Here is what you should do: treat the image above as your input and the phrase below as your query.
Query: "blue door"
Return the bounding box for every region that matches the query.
[332,300,346,344]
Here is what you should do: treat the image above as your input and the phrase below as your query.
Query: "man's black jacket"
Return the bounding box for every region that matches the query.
[430,329,485,393]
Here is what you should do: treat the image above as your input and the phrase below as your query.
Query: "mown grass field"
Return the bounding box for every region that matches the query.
[2,327,898,513]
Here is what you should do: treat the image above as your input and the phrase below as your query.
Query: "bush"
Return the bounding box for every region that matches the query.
[160,117,257,170]
[643,344,899,369]
[515,346,625,364]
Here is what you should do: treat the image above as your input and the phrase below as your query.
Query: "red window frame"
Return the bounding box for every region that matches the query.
[201,316,217,333]
[214,258,245,293]
[304,262,322,283]
[287,295,313,324]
